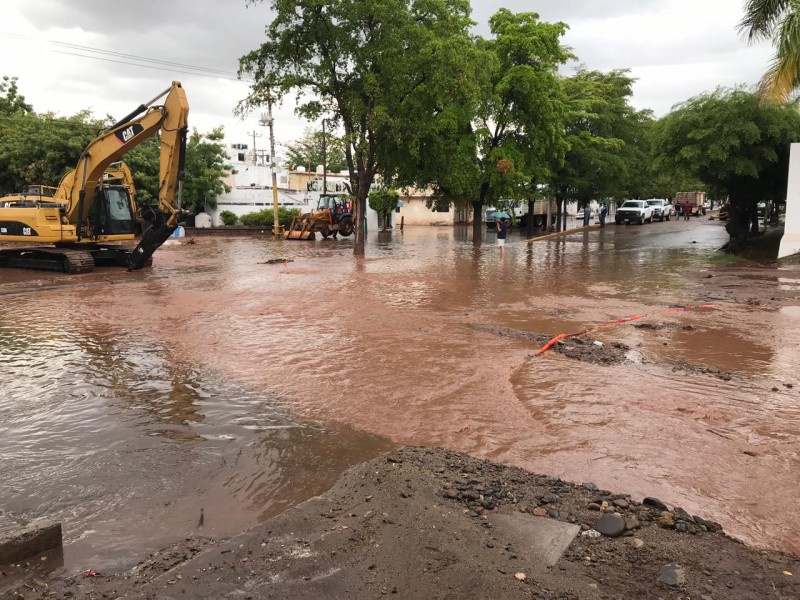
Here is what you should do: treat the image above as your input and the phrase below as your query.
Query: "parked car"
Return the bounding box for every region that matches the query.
[646,199,673,222]
[615,200,653,225]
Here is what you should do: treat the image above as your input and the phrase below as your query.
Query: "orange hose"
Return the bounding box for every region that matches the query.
[534,304,716,356]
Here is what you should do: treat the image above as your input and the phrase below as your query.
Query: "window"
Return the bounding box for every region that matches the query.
[434,198,450,213]
[238,153,246,162]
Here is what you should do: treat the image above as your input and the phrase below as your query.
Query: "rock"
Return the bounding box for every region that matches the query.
[386,454,403,463]
[514,572,527,581]
[612,499,629,509]
[532,508,548,517]
[627,538,644,549]
[625,517,641,531]
[595,514,626,538]
[583,482,598,491]
[587,503,602,512]
[444,489,458,499]
[643,497,669,511]
[463,465,475,473]
[657,512,675,529]
[541,493,559,505]
[581,529,601,538]
[675,521,688,533]
[547,508,560,519]
[485,541,495,549]
[468,511,479,518]
[674,507,695,523]
[659,563,686,587]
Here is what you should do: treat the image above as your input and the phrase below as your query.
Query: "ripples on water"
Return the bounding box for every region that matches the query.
[0,305,391,571]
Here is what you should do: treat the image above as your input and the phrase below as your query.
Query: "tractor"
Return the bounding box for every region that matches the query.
[284,194,355,240]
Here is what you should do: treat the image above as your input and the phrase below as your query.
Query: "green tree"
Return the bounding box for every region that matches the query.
[653,87,800,246]
[549,68,653,231]
[470,10,570,241]
[182,127,233,213]
[368,188,399,230]
[0,76,33,115]
[240,0,480,256]
[125,137,160,205]
[740,0,800,102]
[0,109,107,194]
[284,127,347,173]
[124,128,233,213]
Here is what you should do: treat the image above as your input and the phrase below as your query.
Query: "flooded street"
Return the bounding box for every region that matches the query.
[2,218,799,570]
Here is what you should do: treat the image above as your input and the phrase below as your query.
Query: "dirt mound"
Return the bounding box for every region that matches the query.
[9,447,798,599]
[477,325,629,365]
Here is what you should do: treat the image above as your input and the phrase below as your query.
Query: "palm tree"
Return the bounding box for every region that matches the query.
[740,0,800,103]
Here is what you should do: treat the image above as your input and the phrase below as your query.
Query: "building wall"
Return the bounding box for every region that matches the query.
[398,197,457,226]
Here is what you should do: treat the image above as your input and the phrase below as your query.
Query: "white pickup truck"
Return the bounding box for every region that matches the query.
[646,199,674,222]
[615,200,653,225]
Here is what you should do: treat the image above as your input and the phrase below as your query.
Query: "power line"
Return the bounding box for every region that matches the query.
[54,50,245,82]
[0,31,252,83]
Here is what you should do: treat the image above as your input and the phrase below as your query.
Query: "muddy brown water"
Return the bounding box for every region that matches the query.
[1,219,799,571]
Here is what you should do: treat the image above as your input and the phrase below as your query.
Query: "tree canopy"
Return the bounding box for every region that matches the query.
[653,87,800,244]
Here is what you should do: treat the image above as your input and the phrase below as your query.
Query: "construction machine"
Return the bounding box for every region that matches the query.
[0,82,189,273]
[284,194,354,240]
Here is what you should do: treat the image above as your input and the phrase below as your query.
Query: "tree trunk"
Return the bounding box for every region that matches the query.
[472,201,483,245]
[555,197,563,233]
[724,190,751,250]
[354,183,368,256]
[526,199,535,238]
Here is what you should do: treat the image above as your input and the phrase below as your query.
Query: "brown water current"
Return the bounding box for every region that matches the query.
[1,219,799,570]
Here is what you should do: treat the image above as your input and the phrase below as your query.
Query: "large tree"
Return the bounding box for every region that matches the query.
[469,9,570,242]
[740,0,800,103]
[239,0,480,256]
[653,87,800,246]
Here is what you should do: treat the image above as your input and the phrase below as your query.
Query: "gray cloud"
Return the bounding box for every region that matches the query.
[5,0,777,143]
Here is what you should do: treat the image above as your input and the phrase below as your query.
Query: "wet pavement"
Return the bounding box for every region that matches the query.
[1,218,799,571]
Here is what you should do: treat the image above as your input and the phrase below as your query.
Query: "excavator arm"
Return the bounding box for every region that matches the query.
[55,81,189,269]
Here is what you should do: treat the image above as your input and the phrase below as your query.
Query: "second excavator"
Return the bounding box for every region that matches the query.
[0,81,189,273]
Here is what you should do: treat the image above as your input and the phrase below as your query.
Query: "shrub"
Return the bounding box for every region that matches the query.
[219,210,238,226]
[239,207,301,228]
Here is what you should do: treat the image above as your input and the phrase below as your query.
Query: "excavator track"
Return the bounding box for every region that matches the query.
[0,247,96,274]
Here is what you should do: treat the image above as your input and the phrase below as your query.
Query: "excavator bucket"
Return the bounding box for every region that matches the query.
[283,216,316,241]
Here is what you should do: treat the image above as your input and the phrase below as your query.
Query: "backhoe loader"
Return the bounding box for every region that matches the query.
[0,82,189,273]
[284,194,354,240]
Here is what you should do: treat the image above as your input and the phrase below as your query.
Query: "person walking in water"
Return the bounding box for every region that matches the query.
[599,204,608,228]
[496,217,508,256]
[682,201,692,221]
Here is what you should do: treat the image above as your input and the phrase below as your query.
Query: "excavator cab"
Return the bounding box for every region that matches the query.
[87,185,137,238]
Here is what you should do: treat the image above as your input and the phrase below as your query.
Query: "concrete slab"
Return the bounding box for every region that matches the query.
[491,513,580,567]
[0,520,62,566]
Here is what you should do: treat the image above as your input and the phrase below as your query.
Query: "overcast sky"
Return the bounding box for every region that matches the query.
[1,0,773,161]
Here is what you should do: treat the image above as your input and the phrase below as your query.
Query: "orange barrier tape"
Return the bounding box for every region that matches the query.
[534,304,716,356]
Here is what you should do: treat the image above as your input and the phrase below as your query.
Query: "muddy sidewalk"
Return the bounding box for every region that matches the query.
[7,447,798,600]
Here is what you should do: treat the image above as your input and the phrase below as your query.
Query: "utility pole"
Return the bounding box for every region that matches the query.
[260,98,281,237]
[246,131,262,165]
[322,119,327,195]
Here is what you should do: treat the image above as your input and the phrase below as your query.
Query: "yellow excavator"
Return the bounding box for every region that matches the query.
[0,81,189,273]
